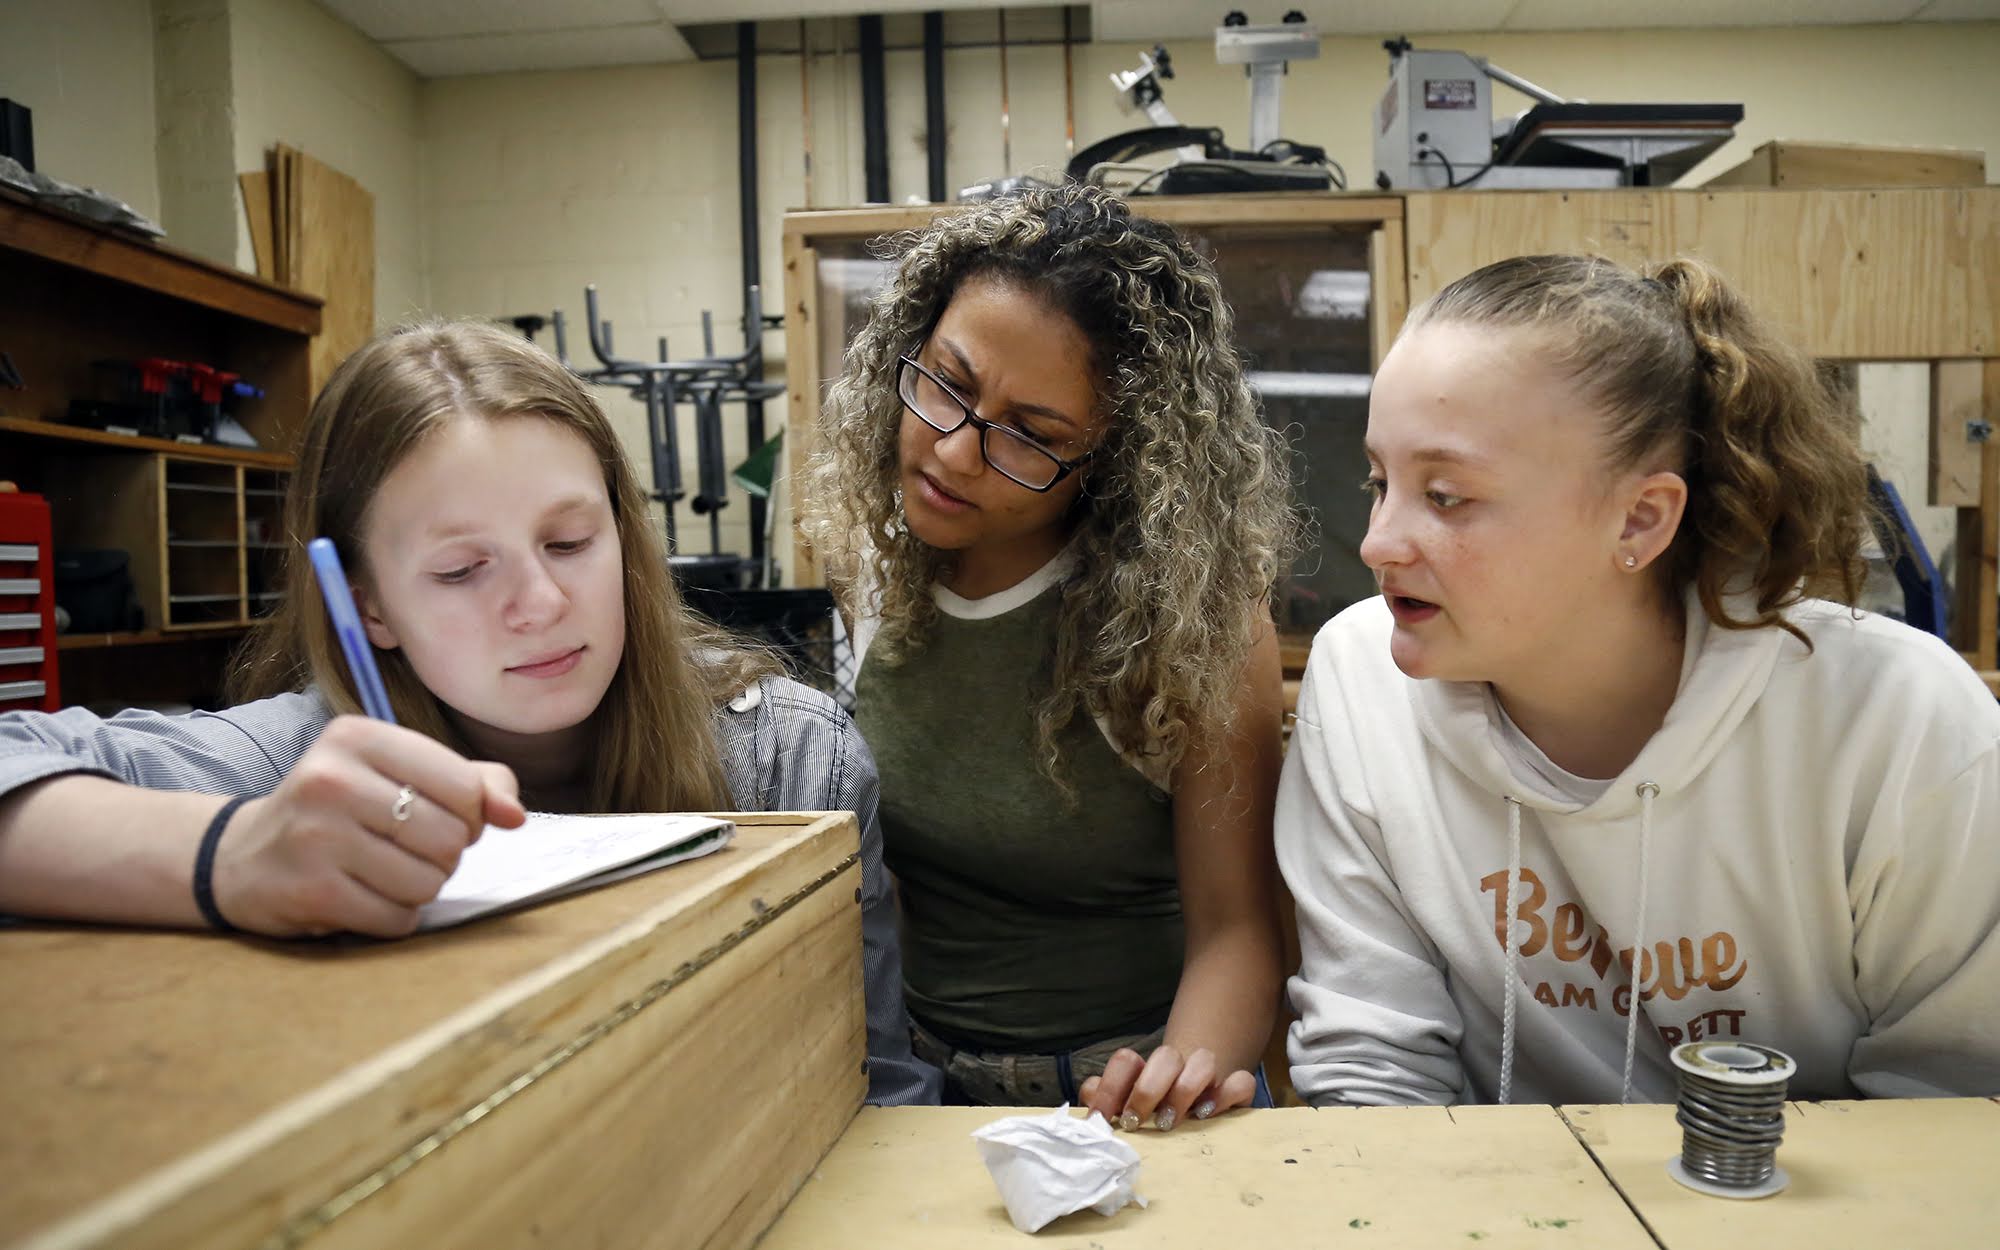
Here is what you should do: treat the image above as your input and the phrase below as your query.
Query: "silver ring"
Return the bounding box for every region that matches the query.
[391,784,417,823]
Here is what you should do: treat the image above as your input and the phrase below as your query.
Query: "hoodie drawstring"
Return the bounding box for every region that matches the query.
[1498,796,1524,1105]
[1620,781,1659,1104]
[1499,782,1661,1106]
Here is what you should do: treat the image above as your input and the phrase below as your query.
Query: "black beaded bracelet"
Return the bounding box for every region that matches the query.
[193,795,253,933]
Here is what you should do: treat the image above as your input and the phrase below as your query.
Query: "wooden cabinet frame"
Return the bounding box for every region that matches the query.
[782,187,2000,693]
[781,195,1406,586]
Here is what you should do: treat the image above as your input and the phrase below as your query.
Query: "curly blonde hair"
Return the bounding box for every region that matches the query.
[801,184,1298,782]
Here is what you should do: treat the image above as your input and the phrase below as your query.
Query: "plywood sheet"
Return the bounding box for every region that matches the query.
[293,151,374,400]
[1932,359,1986,508]
[271,145,294,290]
[1956,359,2000,669]
[1404,188,2000,360]
[783,233,824,588]
[1371,215,1408,366]
[237,171,274,282]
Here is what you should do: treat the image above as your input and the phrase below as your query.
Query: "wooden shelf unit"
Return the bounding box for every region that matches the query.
[0,415,294,467]
[0,193,321,705]
[56,623,250,651]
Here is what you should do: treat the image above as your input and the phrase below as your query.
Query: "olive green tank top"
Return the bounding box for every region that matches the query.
[854,561,1183,1053]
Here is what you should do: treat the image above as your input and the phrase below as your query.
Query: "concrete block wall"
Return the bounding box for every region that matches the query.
[0,0,160,222]
[229,0,424,325]
[3,2,1997,584]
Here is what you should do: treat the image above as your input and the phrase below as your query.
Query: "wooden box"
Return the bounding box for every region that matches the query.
[0,812,867,1250]
[1703,139,1986,189]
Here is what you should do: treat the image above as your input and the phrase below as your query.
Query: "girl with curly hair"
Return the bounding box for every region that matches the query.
[1282,254,2000,1106]
[802,184,1298,1128]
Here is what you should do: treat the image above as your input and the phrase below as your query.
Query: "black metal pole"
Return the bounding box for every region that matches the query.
[738,20,768,574]
[860,14,889,203]
[644,374,678,553]
[924,11,946,202]
[737,21,760,296]
[743,287,768,584]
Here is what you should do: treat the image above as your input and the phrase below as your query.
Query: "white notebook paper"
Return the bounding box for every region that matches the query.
[417,812,734,931]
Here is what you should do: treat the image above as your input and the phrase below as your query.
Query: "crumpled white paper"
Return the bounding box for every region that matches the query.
[971,1105,1148,1234]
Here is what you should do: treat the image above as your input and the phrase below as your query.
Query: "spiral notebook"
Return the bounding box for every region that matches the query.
[417,812,734,931]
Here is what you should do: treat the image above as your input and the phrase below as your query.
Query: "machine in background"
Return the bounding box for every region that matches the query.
[1060,10,1346,198]
[1372,37,1742,190]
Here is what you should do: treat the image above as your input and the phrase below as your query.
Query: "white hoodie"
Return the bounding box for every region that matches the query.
[1278,592,2000,1105]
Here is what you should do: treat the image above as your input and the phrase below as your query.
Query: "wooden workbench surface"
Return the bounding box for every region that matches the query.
[1565,1098,2000,1247]
[0,814,851,1247]
[761,1099,2000,1248]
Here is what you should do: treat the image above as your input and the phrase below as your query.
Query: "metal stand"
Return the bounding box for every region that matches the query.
[514,286,784,586]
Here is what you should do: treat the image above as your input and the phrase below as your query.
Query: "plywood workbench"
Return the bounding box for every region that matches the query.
[761,1098,2000,1249]
[6,818,1995,1249]
[0,813,867,1250]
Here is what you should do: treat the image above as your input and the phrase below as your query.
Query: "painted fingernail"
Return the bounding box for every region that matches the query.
[1192,1099,1217,1121]
[1155,1107,1177,1132]
[1118,1111,1141,1132]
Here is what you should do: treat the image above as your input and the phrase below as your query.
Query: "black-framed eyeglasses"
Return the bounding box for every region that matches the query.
[897,354,1093,493]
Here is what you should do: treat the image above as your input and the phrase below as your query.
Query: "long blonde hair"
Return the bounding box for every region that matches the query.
[801,185,1298,781]
[230,319,775,811]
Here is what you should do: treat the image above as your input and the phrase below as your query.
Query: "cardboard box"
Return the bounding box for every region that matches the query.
[1,811,866,1250]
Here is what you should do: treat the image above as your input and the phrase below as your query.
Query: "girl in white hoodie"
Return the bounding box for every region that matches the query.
[1279,254,2000,1106]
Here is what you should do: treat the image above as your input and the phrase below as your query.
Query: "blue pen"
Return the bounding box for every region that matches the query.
[307,537,398,724]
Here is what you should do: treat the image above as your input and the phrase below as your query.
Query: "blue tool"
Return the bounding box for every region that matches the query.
[306,537,397,723]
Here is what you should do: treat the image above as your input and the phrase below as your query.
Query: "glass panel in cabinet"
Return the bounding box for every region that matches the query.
[811,221,1381,642]
[1186,224,1376,640]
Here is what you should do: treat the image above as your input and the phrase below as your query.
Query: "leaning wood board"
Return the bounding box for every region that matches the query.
[293,151,373,400]
[0,812,867,1250]
[237,171,275,283]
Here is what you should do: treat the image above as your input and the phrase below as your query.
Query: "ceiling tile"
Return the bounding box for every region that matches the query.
[658,0,981,22]
[1095,0,1519,42]
[1907,0,2000,18]
[321,0,665,42]
[317,0,2000,79]
[386,24,696,77]
[1503,0,1924,29]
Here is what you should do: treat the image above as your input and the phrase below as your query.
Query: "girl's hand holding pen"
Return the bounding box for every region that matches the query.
[204,535,520,937]
[209,716,525,938]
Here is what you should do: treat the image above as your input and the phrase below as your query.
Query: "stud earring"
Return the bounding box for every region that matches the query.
[1624,555,1638,569]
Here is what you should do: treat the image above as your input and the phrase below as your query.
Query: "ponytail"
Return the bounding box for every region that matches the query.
[1410,254,1871,643]
[1647,259,1870,637]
